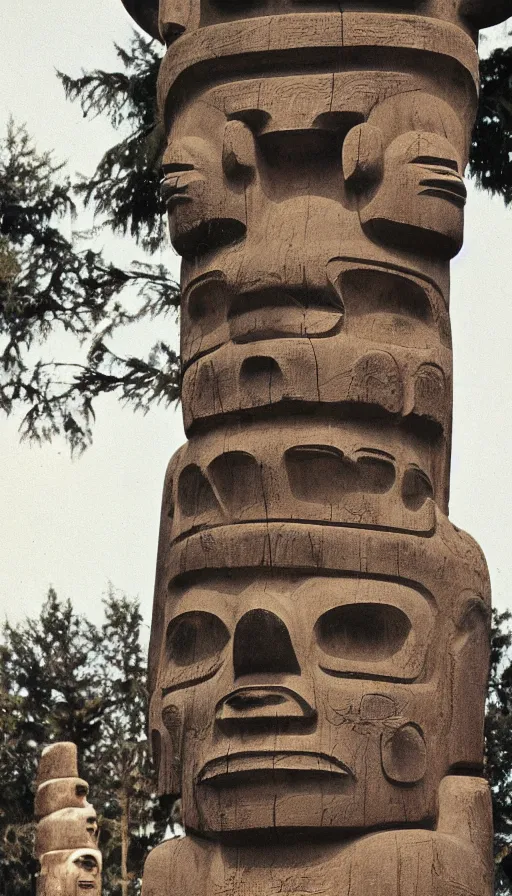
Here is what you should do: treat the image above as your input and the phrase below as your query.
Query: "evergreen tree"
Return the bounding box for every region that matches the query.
[487,609,512,895]
[58,34,165,255]
[470,47,512,206]
[0,120,180,452]
[0,589,170,896]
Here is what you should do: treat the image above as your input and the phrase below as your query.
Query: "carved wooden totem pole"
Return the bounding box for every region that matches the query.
[35,744,102,896]
[116,1,511,894]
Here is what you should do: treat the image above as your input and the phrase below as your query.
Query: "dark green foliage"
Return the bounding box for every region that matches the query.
[0,121,180,451]
[58,34,165,254]
[486,610,512,895]
[470,48,512,206]
[0,590,171,896]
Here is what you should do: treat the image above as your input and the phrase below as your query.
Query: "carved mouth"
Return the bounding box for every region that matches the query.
[228,288,343,342]
[161,163,196,208]
[419,173,467,208]
[198,751,352,785]
[78,884,95,890]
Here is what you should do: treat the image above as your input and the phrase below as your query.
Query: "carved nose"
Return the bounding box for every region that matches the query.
[233,609,300,678]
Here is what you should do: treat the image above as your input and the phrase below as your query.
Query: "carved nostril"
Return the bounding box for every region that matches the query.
[233,609,300,678]
[227,692,287,710]
[86,817,98,838]
[216,686,316,723]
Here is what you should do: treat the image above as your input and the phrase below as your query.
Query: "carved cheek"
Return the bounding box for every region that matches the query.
[161,704,184,795]
[381,722,427,784]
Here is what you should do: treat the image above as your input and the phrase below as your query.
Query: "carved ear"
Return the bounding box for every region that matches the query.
[449,592,490,769]
[437,776,493,860]
[119,0,162,41]
[222,120,257,178]
[342,124,383,190]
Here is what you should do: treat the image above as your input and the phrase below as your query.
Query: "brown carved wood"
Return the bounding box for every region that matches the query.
[118,2,510,892]
[34,744,102,896]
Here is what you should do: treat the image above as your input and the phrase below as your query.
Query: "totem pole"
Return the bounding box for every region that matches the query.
[34,744,102,896]
[117,2,510,893]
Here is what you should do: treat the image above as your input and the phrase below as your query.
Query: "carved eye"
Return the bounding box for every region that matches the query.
[75,855,99,873]
[315,603,411,664]
[164,612,230,691]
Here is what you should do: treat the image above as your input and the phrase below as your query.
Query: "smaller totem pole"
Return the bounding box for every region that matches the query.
[35,744,101,896]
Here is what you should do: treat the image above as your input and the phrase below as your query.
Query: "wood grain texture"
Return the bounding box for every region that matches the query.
[119,0,511,893]
[34,745,102,896]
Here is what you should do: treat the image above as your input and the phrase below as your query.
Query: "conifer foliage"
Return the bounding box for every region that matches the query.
[470,47,512,206]
[487,610,512,895]
[0,119,180,452]
[58,34,165,254]
[0,590,172,896]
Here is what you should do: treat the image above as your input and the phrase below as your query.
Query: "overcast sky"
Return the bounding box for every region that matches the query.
[0,4,511,635]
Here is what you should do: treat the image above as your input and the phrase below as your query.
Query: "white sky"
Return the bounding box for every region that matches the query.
[0,3,511,634]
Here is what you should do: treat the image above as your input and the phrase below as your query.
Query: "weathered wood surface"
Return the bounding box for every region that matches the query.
[119,0,512,892]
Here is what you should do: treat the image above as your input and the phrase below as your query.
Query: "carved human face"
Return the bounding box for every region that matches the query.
[162,98,253,259]
[38,849,102,896]
[150,570,488,839]
[65,850,102,896]
[343,93,467,259]
[35,807,99,859]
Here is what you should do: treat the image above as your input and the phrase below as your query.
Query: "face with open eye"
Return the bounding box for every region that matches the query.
[161,93,255,259]
[65,850,102,896]
[150,570,486,839]
[344,92,467,259]
[38,849,102,896]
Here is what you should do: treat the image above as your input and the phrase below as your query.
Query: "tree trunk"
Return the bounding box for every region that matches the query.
[120,788,129,896]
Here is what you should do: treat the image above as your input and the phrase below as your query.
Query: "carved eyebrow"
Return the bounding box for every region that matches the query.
[355,447,395,460]
[74,855,98,868]
[412,155,458,171]
[161,162,195,174]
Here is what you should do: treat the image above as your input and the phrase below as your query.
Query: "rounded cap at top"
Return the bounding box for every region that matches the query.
[37,743,78,786]
[120,0,161,40]
[458,0,512,28]
[118,0,511,45]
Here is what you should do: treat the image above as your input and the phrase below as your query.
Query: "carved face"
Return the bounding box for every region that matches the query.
[65,851,102,896]
[344,93,467,259]
[150,570,488,838]
[161,101,254,259]
[38,849,102,896]
[35,806,99,858]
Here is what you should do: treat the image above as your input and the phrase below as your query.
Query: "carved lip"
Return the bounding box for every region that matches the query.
[228,289,343,342]
[419,172,467,208]
[160,164,197,208]
[198,751,352,785]
[160,178,193,209]
[78,884,96,890]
